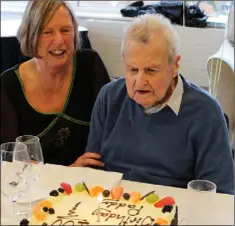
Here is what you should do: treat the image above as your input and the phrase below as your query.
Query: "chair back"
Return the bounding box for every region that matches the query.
[207,7,234,149]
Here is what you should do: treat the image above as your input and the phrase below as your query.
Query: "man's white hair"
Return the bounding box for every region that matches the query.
[121,14,180,63]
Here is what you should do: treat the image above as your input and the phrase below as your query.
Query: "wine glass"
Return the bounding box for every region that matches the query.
[16,135,44,181]
[1,142,32,217]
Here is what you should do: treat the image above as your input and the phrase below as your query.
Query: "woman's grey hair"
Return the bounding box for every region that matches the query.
[17,0,80,58]
[121,14,180,63]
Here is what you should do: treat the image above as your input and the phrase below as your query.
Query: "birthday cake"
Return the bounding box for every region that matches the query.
[20,182,178,226]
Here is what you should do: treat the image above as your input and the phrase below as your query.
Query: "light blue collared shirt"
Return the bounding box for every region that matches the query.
[145,75,184,115]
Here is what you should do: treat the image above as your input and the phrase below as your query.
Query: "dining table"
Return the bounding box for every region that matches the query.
[1,163,234,225]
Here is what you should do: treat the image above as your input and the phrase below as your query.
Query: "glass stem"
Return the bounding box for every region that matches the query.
[11,199,16,215]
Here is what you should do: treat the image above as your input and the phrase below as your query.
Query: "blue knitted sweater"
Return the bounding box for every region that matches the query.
[86,76,234,194]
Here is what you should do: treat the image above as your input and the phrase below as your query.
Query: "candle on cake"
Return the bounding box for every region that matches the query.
[97,193,103,222]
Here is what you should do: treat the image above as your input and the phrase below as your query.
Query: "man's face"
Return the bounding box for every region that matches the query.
[124,34,180,108]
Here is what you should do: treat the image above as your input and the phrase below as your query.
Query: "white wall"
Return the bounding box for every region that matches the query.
[78,17,225,88]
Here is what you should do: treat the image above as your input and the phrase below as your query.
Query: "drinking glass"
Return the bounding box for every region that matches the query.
[188,180,217,193]
[1,142,32,217]
[16,135,44,181]
[186,180,217,225]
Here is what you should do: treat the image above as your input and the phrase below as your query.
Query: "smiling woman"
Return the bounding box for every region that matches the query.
[0,0,110,166]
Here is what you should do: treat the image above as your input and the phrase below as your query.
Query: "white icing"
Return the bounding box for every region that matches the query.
[29,191,176,225]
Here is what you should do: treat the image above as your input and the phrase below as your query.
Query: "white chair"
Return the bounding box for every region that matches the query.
[207,8,234,150]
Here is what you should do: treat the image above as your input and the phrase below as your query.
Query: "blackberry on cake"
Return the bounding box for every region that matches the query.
[49,190,59,197]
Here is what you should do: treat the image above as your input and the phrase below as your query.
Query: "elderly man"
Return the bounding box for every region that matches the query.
[73,14,234,194]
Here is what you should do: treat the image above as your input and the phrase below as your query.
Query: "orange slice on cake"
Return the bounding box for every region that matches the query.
[90,186,104,197]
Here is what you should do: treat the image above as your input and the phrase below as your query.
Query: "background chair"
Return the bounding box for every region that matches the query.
[207,7,234,151]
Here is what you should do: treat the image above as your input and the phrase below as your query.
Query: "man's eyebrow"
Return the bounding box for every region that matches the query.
[145,64,161,68]
[126,64,161,67]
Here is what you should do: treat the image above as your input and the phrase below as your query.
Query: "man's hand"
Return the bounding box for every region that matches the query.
[69,152,104,167]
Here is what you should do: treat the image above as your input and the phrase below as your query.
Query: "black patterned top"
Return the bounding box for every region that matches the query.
[1,49,110,165]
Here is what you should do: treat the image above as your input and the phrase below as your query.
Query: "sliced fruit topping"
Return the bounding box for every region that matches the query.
[102,189,110,197]
[155,217,169,225]
[32,205,40,215]
[111,186,123,200]
[38,200,53,208]
[60,182,72,195]
[154,197,175,208]
[90,186,104,197]
[129,191,141,203]
[123,192,130,200]
[162,204,174,213]
[32,201,52,221]
[146,193,159,204]
[20,218,29,226]
[34,211,47,221]
[49,190,59,197]
[75,183,85,192]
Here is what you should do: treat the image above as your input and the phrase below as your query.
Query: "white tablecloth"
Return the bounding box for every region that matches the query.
[120,180,234,225]
[1,163,123,225]
[1,163,234,225]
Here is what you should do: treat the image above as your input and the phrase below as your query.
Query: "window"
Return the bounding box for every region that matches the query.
[77,0,234,15]
[77,1,164,12]
[1,1,27,11]
[77,0,234,25]
[1,1,27,21]
[77,1,130,13]
[1,1,234,26]
[0,1,78,12]
[78,1,129,8]
[187,1,234,25]
[187,1,234,16]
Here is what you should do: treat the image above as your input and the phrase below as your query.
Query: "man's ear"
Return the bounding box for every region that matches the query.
[173,55,181,78]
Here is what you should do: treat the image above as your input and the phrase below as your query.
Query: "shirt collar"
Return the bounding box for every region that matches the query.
[144,75,184,115]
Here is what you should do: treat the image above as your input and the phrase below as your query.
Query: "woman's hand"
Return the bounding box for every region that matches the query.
[69,152,104,167]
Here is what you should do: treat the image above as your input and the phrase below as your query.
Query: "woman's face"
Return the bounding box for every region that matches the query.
[37,6,75,69]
